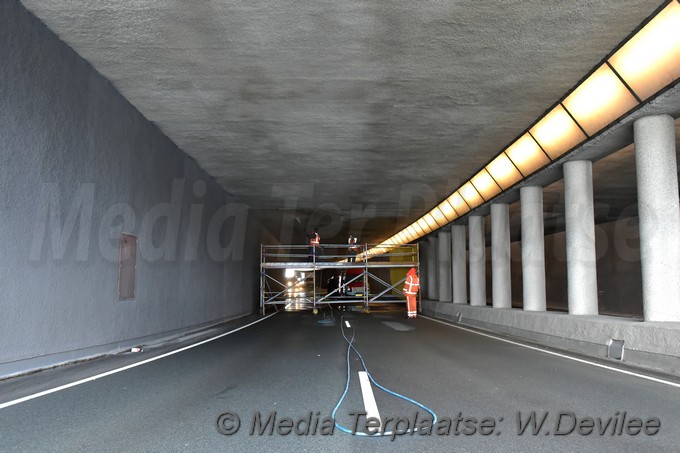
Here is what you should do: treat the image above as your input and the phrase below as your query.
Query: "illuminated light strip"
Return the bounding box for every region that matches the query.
[502,150,526,177]
[460,181,484,206]
[458,190,473,211]
[425,213,441,229]
[482,168,503,194]
[486,153,523,190]
[382,2,680,248]
[469,178,487,203]
[440,199,459,220]
[470,168,502,202]
[606,60,643,103]
[0,312,280,410]
[527,130,553,163]
[430,207,447,227]
[421,315,680,390]
[559,101,590,139]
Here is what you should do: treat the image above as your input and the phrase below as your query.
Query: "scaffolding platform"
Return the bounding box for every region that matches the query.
[260,243,420,314]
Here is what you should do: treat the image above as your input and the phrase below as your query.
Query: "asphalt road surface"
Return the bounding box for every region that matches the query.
[1,305,679,452]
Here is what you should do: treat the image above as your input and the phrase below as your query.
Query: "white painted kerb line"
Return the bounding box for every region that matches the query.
[421,315,680,390]
[358,371,381,428]
[0,311,279,410]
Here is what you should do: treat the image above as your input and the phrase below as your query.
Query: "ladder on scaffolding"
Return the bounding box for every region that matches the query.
[259,243,420,314]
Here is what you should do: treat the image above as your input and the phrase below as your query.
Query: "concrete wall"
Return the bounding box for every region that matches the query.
[426,216,643,316]
[481,217,643,317]
[515,217,642,317]
[0,1,267,376]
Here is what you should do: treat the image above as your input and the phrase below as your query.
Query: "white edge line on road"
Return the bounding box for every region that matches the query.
[0,310,280,410]
[358,371,382,427]
[420,314,680,390]
[345,321,351,328]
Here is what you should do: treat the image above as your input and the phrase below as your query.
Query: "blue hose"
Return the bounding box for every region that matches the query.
[331,315,438,437]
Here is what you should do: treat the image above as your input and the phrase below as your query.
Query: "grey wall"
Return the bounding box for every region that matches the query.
[0,1,268,375]
[490,217,643,317]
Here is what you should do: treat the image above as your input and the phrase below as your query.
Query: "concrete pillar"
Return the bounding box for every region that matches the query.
[468,216,486,306]
[419,240,428,295]
[564,160,598,315]
[520,186,547,311]
[427,236,439,301]
[437,231,452,302]
[634,115,680,322]
[451,224,468,304]
[491,204,512,309]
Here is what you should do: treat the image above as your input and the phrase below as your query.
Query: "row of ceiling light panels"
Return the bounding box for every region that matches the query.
[364,0,680,259]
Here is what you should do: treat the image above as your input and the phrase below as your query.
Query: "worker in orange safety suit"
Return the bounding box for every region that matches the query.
[403,267,420,319]
[308,229,321,262]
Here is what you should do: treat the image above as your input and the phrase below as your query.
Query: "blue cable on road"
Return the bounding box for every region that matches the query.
[316,303,336,325]
[330,314,438,437]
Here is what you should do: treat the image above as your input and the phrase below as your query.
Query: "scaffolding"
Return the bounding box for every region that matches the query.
[260,243,420,314]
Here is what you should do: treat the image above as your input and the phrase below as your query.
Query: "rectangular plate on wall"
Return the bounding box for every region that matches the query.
[118,233,137,300]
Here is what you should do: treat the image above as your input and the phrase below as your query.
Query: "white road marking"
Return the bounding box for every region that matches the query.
[358,371,381,429]
[0,311,280,410]
[421,315,680,389]
[345,321,351,328]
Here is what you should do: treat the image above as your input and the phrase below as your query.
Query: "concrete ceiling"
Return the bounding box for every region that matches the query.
[20,0,673,243]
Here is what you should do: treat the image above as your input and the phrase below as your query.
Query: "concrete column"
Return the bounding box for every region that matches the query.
[437,231,452,302]
[468,216,486,306]
[520,186,546,311]
[634,115,680,322]
[451,224,468,304]
[491,204,512,309]
[419,240,428,295]
[427,236,439,301]
[564,160,598,315]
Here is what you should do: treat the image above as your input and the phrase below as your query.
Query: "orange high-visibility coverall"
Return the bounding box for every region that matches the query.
[403,267,420,318]
[308,232,320,261]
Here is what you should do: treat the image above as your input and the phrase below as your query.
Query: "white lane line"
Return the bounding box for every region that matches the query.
[345,321,351,328]
[0,311,280,410]
[420,315,680,389]
[358,371,381,428]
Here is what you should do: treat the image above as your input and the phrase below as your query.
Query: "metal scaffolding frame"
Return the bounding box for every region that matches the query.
[259,243,420,314]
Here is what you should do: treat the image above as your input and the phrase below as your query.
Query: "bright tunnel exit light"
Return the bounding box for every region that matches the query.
[562,64,639,136]
[608,1,680,101]
[529,104,587,160]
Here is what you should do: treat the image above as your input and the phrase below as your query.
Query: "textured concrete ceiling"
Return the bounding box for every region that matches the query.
[20,0,671,242]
